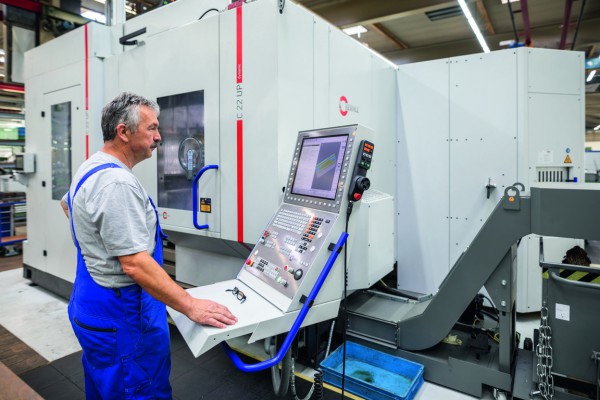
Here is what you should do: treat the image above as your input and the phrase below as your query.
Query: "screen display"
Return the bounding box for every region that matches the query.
[291,134,348,200]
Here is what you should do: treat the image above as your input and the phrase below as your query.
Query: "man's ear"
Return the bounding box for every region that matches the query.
[116,124,129,142]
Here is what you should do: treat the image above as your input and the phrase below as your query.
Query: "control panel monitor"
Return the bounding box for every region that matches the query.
[284,125,359,213]
[291,135,348,200]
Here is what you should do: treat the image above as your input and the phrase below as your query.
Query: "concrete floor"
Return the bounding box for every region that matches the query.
[0,254,542,400]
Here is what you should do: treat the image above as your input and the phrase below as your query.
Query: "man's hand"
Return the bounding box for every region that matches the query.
[187,299,237,328]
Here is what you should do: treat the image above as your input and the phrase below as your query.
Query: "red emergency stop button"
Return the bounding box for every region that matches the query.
[353,193,362,201]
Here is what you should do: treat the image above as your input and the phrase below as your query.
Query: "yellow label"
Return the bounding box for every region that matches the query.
[200,198,212,213]
[564,155,572,164]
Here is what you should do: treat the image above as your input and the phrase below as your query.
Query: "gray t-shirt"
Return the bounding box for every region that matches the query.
[63,151,157,288]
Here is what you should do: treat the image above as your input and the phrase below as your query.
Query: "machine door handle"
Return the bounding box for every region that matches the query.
[221,232,349,372]
[192,164,218,230]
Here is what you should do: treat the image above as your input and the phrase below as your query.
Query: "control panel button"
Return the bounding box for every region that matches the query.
[293,269,303,280]
[353,193,362,201]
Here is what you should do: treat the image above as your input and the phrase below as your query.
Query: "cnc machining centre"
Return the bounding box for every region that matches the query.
[22,0,397,298]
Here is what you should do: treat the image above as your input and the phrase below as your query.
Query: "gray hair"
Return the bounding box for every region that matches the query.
[101,92,160,141]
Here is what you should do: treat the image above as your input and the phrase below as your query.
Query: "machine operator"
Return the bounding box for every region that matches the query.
[60,92,237,399]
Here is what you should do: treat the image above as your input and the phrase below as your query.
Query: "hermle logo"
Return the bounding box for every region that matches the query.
[339,96,359,116]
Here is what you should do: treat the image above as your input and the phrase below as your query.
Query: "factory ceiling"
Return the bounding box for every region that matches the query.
[1,0,600,134]
[296,0,600,133]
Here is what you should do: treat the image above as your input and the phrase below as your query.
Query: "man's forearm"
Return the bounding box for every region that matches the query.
[119,251,192,315]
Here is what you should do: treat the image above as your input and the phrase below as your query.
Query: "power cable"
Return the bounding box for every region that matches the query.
[198,8,219,20]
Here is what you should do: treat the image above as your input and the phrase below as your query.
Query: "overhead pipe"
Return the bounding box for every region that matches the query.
[520,0,532,46]
[559,0,574,50]
[506,0,520,45]
[570,0,587,51]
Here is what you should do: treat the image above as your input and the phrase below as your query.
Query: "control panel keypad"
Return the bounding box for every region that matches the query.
[243,204,337,299]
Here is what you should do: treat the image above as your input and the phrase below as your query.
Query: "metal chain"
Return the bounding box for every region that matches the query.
[535,304,554,399]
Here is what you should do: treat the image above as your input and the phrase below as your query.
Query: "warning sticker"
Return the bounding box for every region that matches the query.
[200,198,212,213]
[564,155,572,164]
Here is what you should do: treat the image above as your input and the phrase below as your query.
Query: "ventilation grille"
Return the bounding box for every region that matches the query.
[537,167,568,182]
[425,6,463,21]
[363,189,392,203]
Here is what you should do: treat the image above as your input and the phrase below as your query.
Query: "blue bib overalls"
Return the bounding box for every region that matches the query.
[67,163,172,399]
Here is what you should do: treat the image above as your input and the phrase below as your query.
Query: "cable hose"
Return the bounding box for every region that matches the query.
[288,319,336,400]
[266,336,291,397]
[375,280,419,300]
[313,369,324,400]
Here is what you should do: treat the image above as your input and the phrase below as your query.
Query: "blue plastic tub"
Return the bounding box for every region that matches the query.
[321,341,424,400]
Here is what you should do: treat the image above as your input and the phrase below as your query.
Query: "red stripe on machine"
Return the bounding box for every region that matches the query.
[236,6,244,243]
[236,119,244,243]
[236,7,243,84]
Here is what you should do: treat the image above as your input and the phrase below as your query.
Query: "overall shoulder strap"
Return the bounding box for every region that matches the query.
[68,163,121,249]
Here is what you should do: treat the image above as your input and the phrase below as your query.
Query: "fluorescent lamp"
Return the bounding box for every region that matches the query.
[587,70,597,82]
[458,0,490,53]
[500,0,519,3]
[595,124,600,131]
[499,39,515,47]
[343,25,367,37]
[82,10,107,23]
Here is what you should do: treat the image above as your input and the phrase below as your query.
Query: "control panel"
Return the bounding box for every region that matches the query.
[243,203,337,298]
[241,124,372,304]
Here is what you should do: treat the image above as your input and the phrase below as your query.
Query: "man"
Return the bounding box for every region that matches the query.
[61,92,237,399]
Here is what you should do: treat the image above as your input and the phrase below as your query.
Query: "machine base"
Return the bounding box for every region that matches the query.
[22,264,73,300]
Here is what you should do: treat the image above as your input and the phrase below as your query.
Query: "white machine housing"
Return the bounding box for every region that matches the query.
[22,0,397,292]
[396,48,585,312]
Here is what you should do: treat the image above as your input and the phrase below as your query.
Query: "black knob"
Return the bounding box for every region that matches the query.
[356,176,370,191]
[294,269,303,280]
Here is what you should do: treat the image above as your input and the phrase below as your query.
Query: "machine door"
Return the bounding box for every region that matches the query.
[31,86,83,281]
[145,17,220,235]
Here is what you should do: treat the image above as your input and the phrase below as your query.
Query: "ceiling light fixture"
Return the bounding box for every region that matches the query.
[594,124,600,131]
[343,25,367,38]
[587,70,597,82]
[81,10,107,23]
[457,0,490,53]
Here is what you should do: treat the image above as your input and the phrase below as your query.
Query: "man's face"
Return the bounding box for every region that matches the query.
[130,105,160,163]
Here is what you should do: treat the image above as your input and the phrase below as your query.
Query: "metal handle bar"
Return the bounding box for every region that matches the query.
[549,271,600,291]
[221,232,349,372]
[192,164,218,230]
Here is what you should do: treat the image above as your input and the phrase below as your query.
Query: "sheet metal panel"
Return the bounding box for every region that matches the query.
[396,59,449,295]
[448,51,518,270]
